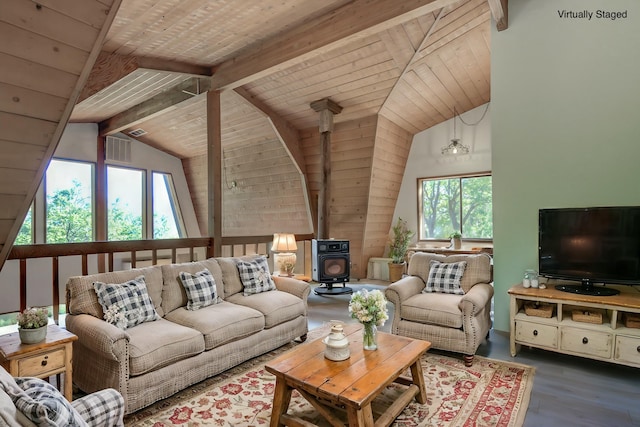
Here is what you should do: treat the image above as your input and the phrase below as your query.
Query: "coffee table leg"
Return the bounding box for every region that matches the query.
[410,360,427,404]
[347,404,374,427]
[270,378,292,427]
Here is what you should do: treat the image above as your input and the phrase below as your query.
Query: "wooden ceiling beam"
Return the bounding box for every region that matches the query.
[487,0,508,31]
[79,52,213,103]
[210,0,458,91]
[99,77,211,136]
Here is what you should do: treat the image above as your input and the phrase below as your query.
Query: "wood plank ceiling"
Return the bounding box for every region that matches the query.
[0,0,506,271]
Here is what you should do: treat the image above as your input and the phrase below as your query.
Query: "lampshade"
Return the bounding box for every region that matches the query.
[271,233,297,277]
[271,233,297,252]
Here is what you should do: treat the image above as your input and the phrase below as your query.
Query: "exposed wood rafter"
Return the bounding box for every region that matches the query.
[487,0,508,31]
[211,0,458,90]
[98,77,211,136]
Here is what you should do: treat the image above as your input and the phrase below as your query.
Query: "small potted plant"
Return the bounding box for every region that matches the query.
[388,217,415,282]
[16,307,49,344]
[449,231,462,250]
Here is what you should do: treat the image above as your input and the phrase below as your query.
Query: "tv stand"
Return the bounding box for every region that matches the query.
[509,283,640,368]
[555,281,620,296]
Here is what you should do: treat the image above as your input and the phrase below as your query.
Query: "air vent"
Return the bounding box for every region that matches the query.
[128,128,147,137]
[105,136,132,163]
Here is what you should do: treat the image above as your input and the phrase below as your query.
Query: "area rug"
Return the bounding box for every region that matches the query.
[125,335,534,427]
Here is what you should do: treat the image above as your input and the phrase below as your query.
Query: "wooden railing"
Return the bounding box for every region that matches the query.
[4,234,314,321]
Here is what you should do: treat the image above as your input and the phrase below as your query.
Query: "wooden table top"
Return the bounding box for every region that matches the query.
[0,324,77,359]
[265,324,431,408]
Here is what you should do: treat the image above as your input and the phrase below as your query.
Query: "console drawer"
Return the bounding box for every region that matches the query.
[561,328,612,358]
[515,321,558,348]
[614,335,640,367]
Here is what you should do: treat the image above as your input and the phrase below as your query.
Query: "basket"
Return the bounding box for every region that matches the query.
[524,301,554,318]
[571,309,604,324]
[622,312,640,329]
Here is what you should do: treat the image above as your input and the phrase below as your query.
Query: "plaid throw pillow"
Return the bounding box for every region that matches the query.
[93,276,159,330]
[179,268,218,310]
[237,256,276,296]
[424,260,467,295]
[14,377,86,426]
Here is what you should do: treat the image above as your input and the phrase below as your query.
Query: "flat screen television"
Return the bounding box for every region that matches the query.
[538,206,640,296]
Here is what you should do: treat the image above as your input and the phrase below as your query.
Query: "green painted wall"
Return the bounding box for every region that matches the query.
[491,0,640,331]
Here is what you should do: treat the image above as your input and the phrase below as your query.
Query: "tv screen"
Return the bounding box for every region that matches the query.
[538,206,640,296]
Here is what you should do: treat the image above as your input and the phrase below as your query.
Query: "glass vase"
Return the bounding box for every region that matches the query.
[362,322,377,350]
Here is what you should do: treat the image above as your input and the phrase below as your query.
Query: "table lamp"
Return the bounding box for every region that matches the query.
[271,233,297,276]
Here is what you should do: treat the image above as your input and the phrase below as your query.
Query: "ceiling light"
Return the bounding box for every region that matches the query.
[441,107,469,155]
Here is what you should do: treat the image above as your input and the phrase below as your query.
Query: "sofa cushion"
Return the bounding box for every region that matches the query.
[179,269,219,310]
[163,301,264,351]
[226,290,305,328]
[401,293,463,328]
[94,276,160,330]
[66,266,165,318]
[237,256,276,296]
[216,255,266,298]
[408,252,492,293]
[161,259,224,314]
[13,377,86,426]
[424,260,467,295]
[126,318,205,377]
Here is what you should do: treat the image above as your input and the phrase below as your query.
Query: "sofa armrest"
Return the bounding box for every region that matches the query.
[272,276,311,301]
[384,276,425,305]
[459,283,494,315]
[65,314,129,361]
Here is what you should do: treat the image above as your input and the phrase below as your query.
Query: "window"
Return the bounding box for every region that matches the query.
[152,172,183,239]
[418,174,492,240]
[14,205,33,245]
[46,160,94,243]
[107,166,144,241]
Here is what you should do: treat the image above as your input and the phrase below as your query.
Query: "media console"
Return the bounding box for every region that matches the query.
[509,283,640,368]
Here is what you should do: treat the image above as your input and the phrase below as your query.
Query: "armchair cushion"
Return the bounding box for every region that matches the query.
[401,293,464,328]
[408,252,492,293]
[424,260,466,295]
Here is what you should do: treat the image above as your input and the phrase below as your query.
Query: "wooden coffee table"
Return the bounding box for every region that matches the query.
[265,324,431,427]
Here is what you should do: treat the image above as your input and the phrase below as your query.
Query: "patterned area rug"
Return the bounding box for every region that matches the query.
[125,332,534,427]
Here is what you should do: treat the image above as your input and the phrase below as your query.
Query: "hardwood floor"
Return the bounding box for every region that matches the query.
[307,281,640,427]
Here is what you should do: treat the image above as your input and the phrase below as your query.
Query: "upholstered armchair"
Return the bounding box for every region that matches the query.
[384,252,493,366]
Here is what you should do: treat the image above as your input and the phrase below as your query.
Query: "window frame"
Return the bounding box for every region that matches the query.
[417,172,493,242]
[151,170,185,239]
[106,164,147,241]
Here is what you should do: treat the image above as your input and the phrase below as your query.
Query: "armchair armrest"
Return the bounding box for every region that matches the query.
[459,283,494,315]
[272,276,311,302]
[384,276,425,305]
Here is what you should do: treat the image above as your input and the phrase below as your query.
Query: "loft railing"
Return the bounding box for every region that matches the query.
[3,234,314,322]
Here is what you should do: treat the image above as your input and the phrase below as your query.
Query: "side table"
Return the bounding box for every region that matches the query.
[0,324,78,400]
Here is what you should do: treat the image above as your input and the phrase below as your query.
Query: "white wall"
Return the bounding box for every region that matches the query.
[393,103,492,242]
[491,0,640,332]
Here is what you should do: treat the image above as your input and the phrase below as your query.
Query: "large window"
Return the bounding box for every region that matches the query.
[46,160,94,243]
[14,205,33,245]
[152,172,183,239]
[107,166,144,241]
[418,174,492,240]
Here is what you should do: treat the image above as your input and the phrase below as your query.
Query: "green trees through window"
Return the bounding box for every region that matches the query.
[419,175,493,240]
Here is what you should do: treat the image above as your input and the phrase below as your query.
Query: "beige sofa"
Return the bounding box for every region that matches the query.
[65,255,310,414]
[384,252,493,366]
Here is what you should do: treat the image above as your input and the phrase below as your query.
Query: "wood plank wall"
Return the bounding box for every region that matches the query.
[301,115,378,278]
[362,115,413,268]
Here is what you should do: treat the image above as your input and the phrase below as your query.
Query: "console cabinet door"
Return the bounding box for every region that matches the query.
[515,322,558,348]
[561,328,612,358]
